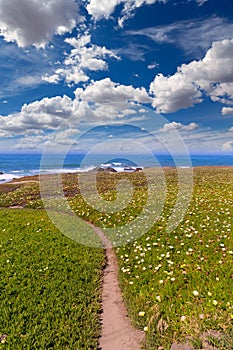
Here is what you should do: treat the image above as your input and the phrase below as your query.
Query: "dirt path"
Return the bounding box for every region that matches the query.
[9,180,39,184]
[90,224,144,350]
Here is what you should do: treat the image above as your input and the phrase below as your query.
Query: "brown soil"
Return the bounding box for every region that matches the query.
[9,180,39,184]
[91,225,145,350]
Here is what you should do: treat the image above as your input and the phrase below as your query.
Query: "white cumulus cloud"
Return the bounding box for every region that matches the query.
[0,0,81,48]
[42,34,119,85]
[150,73,202,113]
[75,78,151,104]
[222,141,233,151]
[86,0,167,25]
[74,78,152,121]
[150,38,233,113]
[0,95,73,134]
[222,107,233,115]
[0,78,151,138]
[160,121,199,132]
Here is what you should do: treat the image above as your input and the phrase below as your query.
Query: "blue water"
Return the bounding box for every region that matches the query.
[0,153,232,182]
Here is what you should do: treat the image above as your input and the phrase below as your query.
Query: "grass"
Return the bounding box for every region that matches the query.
[114,168,233,349]
[0,209,105,349]
[0,167,233,349]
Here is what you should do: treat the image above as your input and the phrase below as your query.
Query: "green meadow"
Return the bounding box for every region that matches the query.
[0,167,233,349]
[0,209,104,349]
[115,168,233,349]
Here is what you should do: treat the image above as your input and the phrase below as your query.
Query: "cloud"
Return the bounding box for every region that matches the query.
[118,0,168,28]
[0,95,73,135]
[42,34,119,85]
[14,129,80,150]
[127,17,233,57]
[209,83,233,105]
[74,78,152,121]
[86,0,167,25]
[0,78,151,138]
[86,0,204,24]
[0,42,64,96]
[15,75,42,87]
[116,43,147,62]
[15,134,51,150]
[196,0,208,5]
[222,107,233,115]
[86,0,119,20]
[0,0,81,48]
[160,121,199,132]
[150,73,202,113]
[148,62,159,69]
[222,141,233,151]
[74,78,151,104]
[161,127,233,154]
[150,38,233,113]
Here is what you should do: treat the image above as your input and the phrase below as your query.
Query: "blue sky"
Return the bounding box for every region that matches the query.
[0,0,233,154]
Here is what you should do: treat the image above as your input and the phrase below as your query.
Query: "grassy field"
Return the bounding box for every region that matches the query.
[0,167,233,349]
[0,209,104,349]
[115,168,233,349]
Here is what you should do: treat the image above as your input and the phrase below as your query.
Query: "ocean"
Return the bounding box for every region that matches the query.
[0,153,233,183]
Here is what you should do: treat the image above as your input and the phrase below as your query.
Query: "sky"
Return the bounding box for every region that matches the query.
[0,0,233,155]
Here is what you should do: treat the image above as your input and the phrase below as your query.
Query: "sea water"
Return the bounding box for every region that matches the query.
[0,153,232,183]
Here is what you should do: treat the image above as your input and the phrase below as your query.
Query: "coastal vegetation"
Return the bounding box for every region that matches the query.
[0,167,233,349]
[0,209,104,349]
[115,168,233,349]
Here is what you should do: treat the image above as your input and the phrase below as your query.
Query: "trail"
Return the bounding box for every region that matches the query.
[90,224,144,350]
